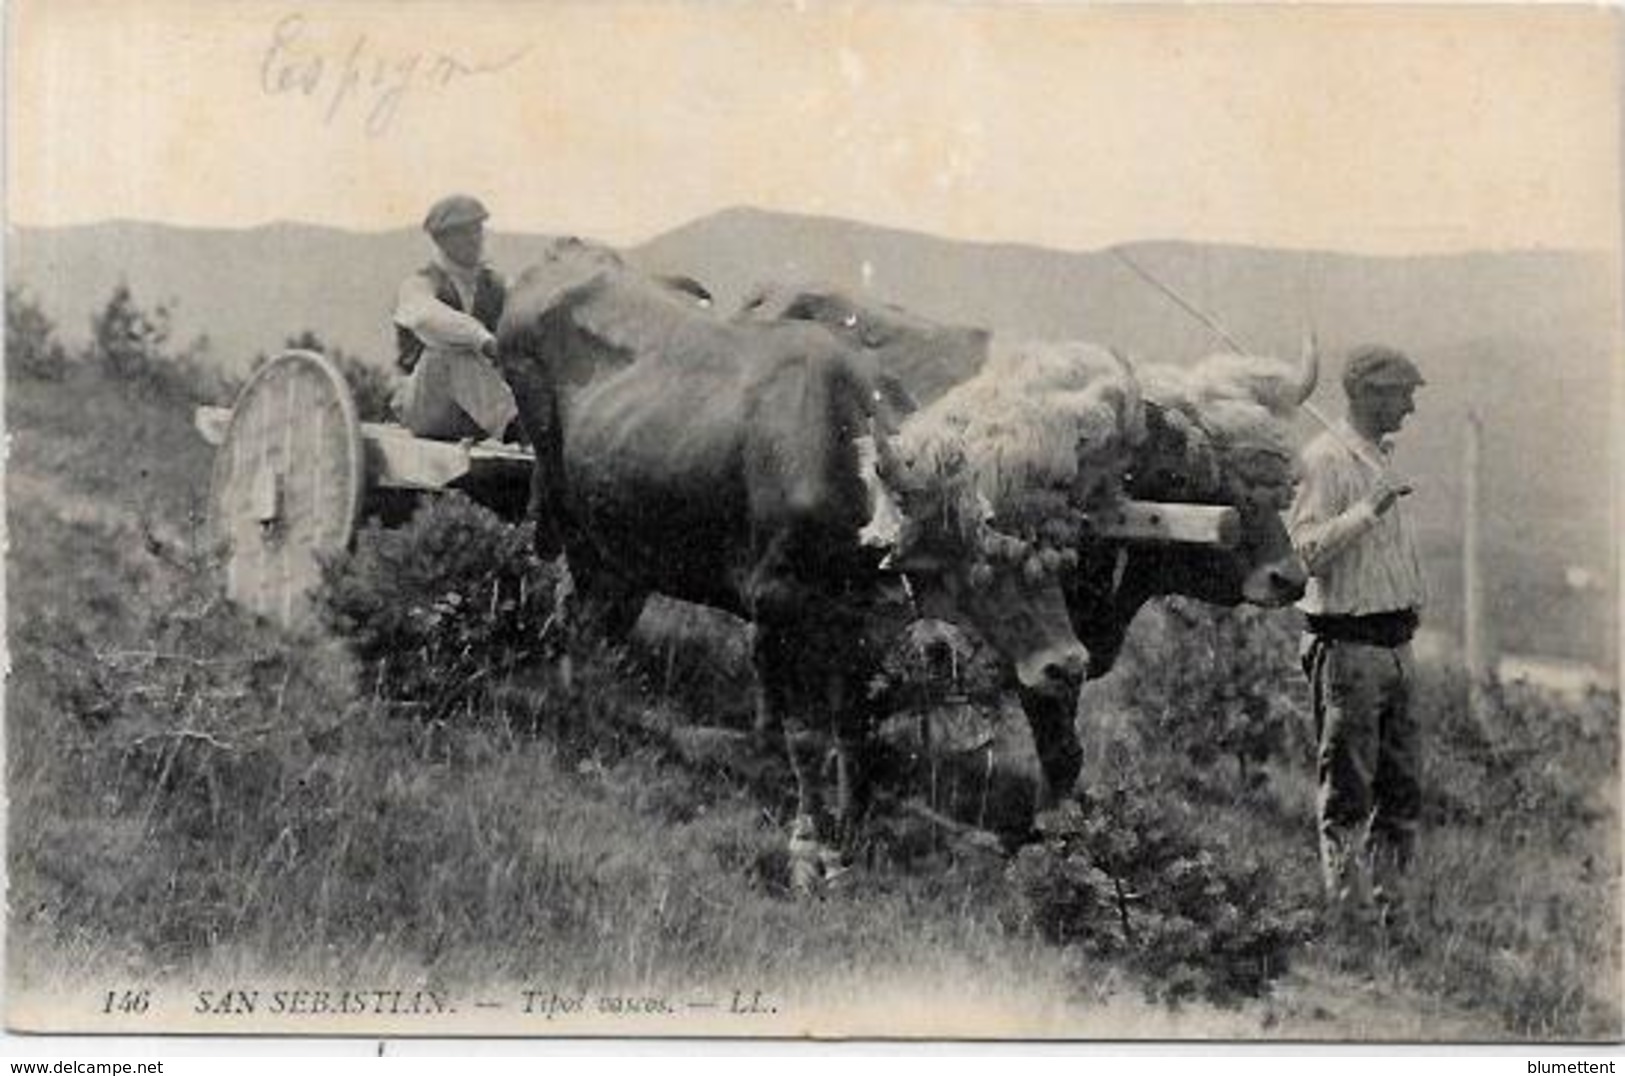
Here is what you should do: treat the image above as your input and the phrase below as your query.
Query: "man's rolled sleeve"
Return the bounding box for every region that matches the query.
[394,275,494,353]
[1289,466,1380,576]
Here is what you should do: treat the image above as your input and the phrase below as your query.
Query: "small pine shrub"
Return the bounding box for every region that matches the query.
[89,283,173,384]
[7,286,70,380]
[1110,598,1307,793]
[312,494,561,721]
[1421,660,1618,844]
[85,283,223,401]
[1007,782,1317,1004]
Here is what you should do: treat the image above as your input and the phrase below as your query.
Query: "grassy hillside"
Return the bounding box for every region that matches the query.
[6,351,1619,1038]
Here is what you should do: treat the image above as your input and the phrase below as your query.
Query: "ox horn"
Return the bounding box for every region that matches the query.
[1108,347,1146,444]
[1294,332,1321,404]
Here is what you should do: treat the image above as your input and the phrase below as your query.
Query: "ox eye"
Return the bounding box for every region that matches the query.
[842,314,859,329]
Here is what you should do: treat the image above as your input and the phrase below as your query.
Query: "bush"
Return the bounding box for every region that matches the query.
[1007,782,1317,1004]
[85,283,225,401]
[1109,599,1307,793]
[7,286,70,380]
[1420,661,1618,842]
[89,283,173,383]
[312,494,561,721]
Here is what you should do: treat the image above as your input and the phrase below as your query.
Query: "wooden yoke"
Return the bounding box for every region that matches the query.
[1086,500,1240,548]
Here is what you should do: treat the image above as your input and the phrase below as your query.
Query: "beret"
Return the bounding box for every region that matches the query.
[423,194,489,235]
[1342,344,1425,393]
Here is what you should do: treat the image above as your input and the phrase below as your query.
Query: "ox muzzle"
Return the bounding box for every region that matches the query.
[904,556,1091,698]
[1241,550,1309,606]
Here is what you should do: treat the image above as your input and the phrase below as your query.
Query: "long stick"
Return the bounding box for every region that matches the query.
[1112,247,1251,355]
[1110,246,1390,477]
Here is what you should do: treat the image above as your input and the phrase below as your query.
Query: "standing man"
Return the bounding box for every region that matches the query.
[392,194,519,442]
[1288,344,1427,930]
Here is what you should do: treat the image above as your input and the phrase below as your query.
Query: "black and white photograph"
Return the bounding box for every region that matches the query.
[5,0,1620,1042]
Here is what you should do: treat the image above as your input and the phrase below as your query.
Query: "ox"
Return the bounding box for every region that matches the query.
[495,240,1105,885]
[736,284,1315,806]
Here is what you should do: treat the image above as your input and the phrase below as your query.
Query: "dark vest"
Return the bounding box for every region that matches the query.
[395,262,507,372]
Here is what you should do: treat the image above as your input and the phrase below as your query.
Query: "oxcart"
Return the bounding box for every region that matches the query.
[197,346,1260,849]
[195,349,533,629]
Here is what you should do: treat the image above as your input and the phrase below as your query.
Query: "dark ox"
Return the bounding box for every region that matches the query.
[737,284,1314,805]
[737,283,989,412]
[495,241,1091,880]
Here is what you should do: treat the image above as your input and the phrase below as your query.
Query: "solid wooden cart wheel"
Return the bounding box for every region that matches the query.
[208,350,365,630]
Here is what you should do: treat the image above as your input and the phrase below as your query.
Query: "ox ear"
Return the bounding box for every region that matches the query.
[783,291,842,327]
[875,374,920,419]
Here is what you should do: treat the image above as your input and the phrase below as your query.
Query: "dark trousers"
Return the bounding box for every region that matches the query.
[1302,633,1421,908]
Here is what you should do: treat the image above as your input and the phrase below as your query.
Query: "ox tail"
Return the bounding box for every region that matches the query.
[742,342,878,624]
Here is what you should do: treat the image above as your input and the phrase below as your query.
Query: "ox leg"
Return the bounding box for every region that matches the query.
[755,623,857,894]
[824,656,873,855]
[753,627,816,815]
[1018,683,1084,809]
[545,552,647,694]
[564,543,650,644]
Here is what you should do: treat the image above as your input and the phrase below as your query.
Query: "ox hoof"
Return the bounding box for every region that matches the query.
[790,857,823,898]
[819,847,854,889]
[788,816,850,897]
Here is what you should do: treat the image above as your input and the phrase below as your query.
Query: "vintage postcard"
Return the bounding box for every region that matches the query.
[5,0,1620,1042]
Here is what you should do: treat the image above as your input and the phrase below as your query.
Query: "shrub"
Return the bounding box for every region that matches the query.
[6,286,70,380]
[1110,598,1307,793]
[312,494,561,721]
[1420,661,1618,843]
[85,283,224,401]
[1007,782,1317,1004]
[89,283,173,383]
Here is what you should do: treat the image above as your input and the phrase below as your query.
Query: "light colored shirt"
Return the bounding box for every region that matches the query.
[1288,420,1427,616]
[390,252,514,439]
[392,252,497,354]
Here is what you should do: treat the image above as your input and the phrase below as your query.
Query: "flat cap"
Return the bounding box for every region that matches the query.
[423,194,489,235]
[1342,344,1425,393]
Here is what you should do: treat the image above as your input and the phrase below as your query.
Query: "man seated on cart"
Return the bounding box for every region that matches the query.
[391,194,520,443]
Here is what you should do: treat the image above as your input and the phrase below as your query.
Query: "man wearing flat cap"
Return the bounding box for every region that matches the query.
[1288,344,1428,934]
[391,194,519,441]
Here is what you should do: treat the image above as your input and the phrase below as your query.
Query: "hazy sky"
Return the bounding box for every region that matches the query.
[8,1,1621,254]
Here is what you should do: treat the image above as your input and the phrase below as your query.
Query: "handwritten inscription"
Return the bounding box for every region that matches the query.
[260,13,530,137]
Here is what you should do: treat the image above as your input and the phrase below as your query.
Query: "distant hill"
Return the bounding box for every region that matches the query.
[8,209,1617,668]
